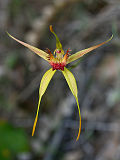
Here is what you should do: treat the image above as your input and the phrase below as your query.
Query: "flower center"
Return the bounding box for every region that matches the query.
[46,48,71,71]
[56,49,61,53]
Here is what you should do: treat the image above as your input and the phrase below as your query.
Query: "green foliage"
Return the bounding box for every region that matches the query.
[9,0,25,17]
[0,94,9,109]
[0,122,29,160]
[5,53,19,69]
[107,88,120,107]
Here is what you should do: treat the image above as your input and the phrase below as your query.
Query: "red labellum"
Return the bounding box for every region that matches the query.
[50,62,65,71]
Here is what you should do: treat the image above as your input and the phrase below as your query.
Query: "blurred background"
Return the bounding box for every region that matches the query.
[0,0,120,159]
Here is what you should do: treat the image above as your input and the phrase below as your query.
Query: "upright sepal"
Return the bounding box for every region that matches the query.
[67,35,113,64]
[62,67,81,141]
[50,25,64,55]
[50,25,62,50]
[7,32,49,61]
[32,68,56,136]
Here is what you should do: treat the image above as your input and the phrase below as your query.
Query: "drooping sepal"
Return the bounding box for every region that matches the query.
[67,35,113,64]
[7,32,49,61]
[32,68,56,136]
[62,67,81,141]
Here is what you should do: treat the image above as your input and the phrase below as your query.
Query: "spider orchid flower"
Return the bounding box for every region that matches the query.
[7,26,113,141]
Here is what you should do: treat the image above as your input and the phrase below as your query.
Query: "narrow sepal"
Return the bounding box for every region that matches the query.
[7,32,49,61]
[32,68,56,136]
[62,67,81,141]
[67,35,113,64]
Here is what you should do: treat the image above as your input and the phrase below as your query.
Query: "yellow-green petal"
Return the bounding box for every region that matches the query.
[50,25,63,51]
[62,67,81,141]
[7,32,49,61]
[67,35,113,64]
[32,68,56,136]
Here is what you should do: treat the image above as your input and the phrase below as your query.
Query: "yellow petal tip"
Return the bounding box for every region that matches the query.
[6,31,11,37]
[50,25,54,33]
[76,119,81,141]
[110,34,114,41]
